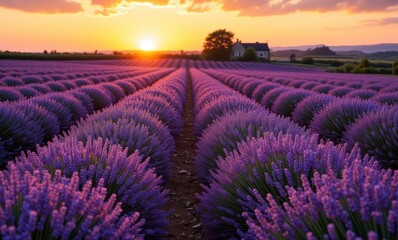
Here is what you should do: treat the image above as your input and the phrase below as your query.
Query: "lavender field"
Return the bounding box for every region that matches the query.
[0,59,397,239]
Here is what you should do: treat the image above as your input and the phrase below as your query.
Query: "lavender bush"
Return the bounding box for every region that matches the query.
[291,94,335,127]
[310,99,380,142]
[345,107,398,168]
[0,166,144,239]
[195,110,309,182]
[14,137,169,238]
[198,133,366,239]
[271,90,313,117]
[245,163,397,240]
[0,105,42,165]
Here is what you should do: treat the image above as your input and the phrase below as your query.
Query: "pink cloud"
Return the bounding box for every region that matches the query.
[92,0,170,15]
[0,0,83,13]
[187,0,398,16]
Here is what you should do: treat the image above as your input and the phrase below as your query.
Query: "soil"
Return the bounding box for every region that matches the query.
[165,68,207,239]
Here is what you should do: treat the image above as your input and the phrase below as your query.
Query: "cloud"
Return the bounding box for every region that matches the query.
[91,0,171,15]
[186,0,398,16]
[0,0,83,13]
[362,17,398,26]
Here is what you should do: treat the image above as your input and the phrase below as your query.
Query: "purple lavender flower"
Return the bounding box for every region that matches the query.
[0,87,24,102]
[65,117,173,179]
[345,106,398,168]
[14,137,169,237]
[196,110,309,183]
[70,91,95,114]
[260,87,289,109]
[76,86,114,111]
[1,76,24,86]
[312,84,334,94]
[329,86,352,97]
[245,162,397,240]
[17,86,40,98]
[47,93,88,122]
[124,93,183,137]
[291,94,335,127]
[101,83,126,102]
[15,102,61,143]
[271,89,314,117]
[372,92,398,106]
[30,98,73,131]
[347,89,377,100]
[0,166,145,239]
[251,83,279,102]
[198,132,368,239]
[0,105,42,165]
[195,95,260,135]
[310,98,381,142]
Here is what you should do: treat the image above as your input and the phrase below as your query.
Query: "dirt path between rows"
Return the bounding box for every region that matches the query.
[165,67,206,239]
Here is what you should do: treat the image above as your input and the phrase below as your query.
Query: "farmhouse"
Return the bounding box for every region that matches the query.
[231,39,271,61]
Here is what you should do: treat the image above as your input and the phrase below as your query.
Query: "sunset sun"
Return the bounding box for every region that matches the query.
[139,38,155,51]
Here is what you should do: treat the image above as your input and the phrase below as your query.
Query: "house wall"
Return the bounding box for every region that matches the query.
[230,43,245,59]
[255,51,270,60]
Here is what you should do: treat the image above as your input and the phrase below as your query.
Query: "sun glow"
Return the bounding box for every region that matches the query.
[139,38,156,51]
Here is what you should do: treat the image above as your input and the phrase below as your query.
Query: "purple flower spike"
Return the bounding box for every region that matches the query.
[0,166,145,239]
[310,98,380,142]
[245,163,396,240]
[14,137,169,238]
[345,106,398,168]
[198,132,370,239]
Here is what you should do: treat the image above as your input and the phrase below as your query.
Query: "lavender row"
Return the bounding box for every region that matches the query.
[190,67,397,239]
[203,69,398,103]
[63,68,186,180]
[1,67,187,238]
[191,68,308,181]
[0,68,173,165]
[0,67,156,102]
[202,68,398,167]
[225,68,398,92]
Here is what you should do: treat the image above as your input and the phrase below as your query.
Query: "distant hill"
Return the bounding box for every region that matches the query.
[272,43,398,53]
[273,46,337,57]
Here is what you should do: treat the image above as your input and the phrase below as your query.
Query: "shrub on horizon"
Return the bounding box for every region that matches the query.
[0,166,144,239]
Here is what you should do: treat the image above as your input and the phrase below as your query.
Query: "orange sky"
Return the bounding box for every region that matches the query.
[0,0,397,52]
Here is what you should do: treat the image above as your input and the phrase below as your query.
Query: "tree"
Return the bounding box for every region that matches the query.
[301,57,314,65]
[290,54,296,62]
[202,29,234,61]
[242,48,256,61]
[43,50,48,54]
[393,61,398,75]
[359,58,370,68]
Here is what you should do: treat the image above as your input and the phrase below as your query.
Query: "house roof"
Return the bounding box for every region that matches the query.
[236,42,270,51]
